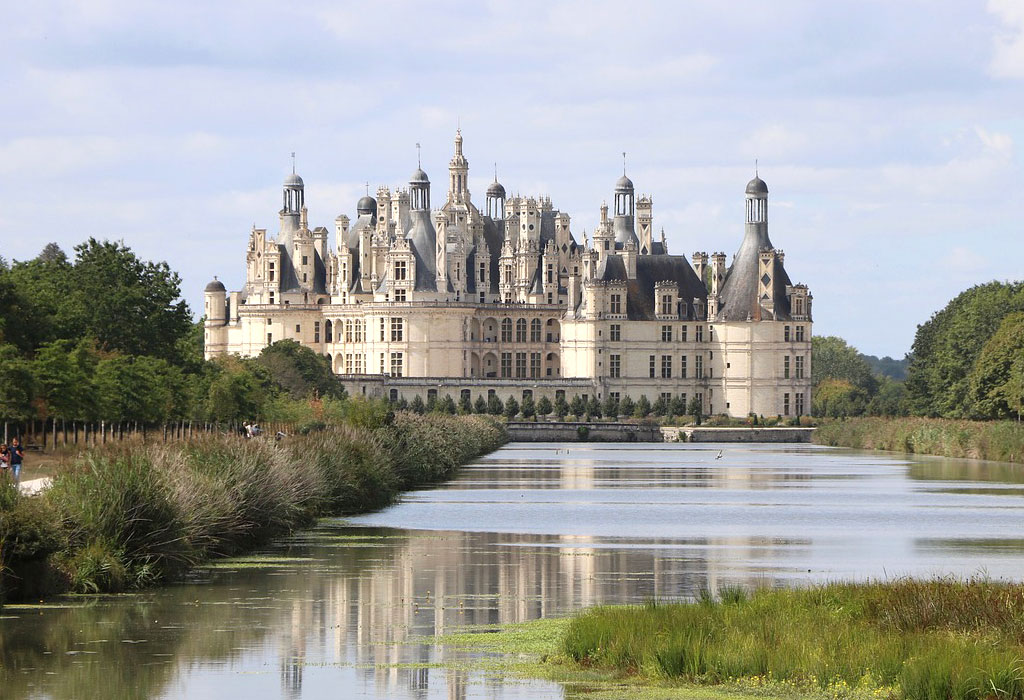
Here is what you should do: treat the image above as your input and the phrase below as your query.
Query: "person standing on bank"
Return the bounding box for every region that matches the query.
[0,443,10,479]
[9,436,24,483]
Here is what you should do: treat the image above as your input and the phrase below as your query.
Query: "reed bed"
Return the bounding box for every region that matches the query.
[814,417,1024,464]
[0,413,505,599]
[563,579,1024,700]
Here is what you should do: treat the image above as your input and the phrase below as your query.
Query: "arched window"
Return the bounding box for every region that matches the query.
[516,318,527,342]
[345,320,353,343]
[501,318,513,342]
[355,319,363,342]
[530,318,542,342]
[325,319,333,343]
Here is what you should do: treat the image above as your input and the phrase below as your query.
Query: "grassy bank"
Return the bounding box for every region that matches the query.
[813,417,1024,463]
[0,412,505,600]
[557,579,1024,700]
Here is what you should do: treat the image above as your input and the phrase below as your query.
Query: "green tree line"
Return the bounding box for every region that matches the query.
[0,241,346,424]
[814,281,1024,420]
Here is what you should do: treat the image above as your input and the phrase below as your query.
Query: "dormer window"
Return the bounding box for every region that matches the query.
[394,260,407,281]
[660,294,673,316]
[610,294,622,315]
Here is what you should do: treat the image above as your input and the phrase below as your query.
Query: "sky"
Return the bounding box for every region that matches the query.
[1,0,1021,359]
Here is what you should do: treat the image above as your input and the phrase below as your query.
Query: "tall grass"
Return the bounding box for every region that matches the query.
[814,417,1024,463]
[563,579,1024,700]
[1,413,505,599]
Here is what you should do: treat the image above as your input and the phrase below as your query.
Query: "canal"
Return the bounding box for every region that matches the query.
[4,442,1024,698]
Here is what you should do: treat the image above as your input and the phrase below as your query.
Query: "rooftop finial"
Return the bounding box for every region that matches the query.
[755,158,758,177]
[291,151,296,174]
[416,142,421,168]
[365,181,370,196]
[622,151,627,176]
[494,162,498,182]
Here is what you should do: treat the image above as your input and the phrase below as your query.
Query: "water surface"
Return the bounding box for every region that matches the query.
[4,442,1024,699]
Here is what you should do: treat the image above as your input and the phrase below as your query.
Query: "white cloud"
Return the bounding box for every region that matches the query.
[989,0,1024,78]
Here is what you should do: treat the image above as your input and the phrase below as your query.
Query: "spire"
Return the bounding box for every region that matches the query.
[416,142,421,168]
[291,151,295,174]
[622,151,627,176]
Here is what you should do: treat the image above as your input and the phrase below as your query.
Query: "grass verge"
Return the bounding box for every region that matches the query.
[813,417,1024,464]
[0,412,505,600]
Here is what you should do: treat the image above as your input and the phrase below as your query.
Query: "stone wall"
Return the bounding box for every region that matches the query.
[506,421,661,442]
[661,426,815,443]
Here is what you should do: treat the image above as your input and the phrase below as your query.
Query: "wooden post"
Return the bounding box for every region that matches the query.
[73,421,78,445]
[101,420,106,445]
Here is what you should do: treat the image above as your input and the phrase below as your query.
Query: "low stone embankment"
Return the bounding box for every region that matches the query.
[506,422,814,443]
[663,426,816,443]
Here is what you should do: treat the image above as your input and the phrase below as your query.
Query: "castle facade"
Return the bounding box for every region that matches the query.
[204,131,812,417]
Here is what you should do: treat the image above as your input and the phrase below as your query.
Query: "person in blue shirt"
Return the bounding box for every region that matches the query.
[9,436,24,483]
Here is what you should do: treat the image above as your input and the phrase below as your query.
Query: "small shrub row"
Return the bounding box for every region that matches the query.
[0,413,505,599]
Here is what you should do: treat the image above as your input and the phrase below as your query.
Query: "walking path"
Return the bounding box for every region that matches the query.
[19,477,52,496]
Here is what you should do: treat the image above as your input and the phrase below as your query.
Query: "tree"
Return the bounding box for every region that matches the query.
[968,312,1024,419]
[473,395,488,414]
[602,395,619,419]
[634,395,651,418]
[811,378,868,418]
[568,395,584,418]
[31,338,99,419]
[867,376,908,417]
[554,395,569,419]
[521,394,536,419]
[458,392,473,414]
[905,281,1024,417]
[425,393,438,412]
[812,336,877,394]
[536,395,552,418]
[670,394,688,417]
[487,394,504,415]
[504,395,520,419]
[686,396,703,425]
[63,239,194,364]
[0,344,35,421]
[395,396,409,411]
[586,396,602,419]
[256,340,343,400]
[652,396,668,416]
[410,395,426,414]
[619,395,635,417]
[93,355,187,423]
[440,394,457,414]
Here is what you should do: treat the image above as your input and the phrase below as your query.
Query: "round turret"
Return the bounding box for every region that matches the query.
[615,174,634,191]
[205,278,226,293]
[357,195,377,215]
[486,180,506,198]
[284,172,304,188]
[410,167,430,184]
[745,176,768,195]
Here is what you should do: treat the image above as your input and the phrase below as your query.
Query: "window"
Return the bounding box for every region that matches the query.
[394,288,406,302]
[695,355,704,378]
[681,325,688,342]
[390,389,399,402]
[515,352,527,378]
[546,264,554,284]
[796,325,806,342]
[660,294,673,316]
[661,325,672,342]
[784,392,791,416]
[709,326,714,341]
[267,332,272,344]
[661,355,672,378]
[516,318,527,342]
[610,392,620,402]
[610,323,621,341]
[355,319,363,342]
[795,355,805,379]
[610,294,622,315]
[302,255,308,266]
[530,352,541,378]
[501,352,512,378]
[501,318,513,342]
[295,324,301,333]
[345,320,353,342]
[695,325,704,342]
[325,320,333,343]
[660,392,672,402]
[355,354,364,373]
[680,393,687,407]
[784,356,790,379]
[681,355,688,378]
[302,273,307,283]
[794,297,804,315]
[609,354,621,378]
[649,355,656,378]
[394,260,407,281]
[314,321,320,343]
[266,317,272,325]
[390,352,403,377]
[345,353,353,373]
[504,264,513,284]
[269,292,275,304]
[480,292,486,303]
[784,325,791,342]
[796,392,805,415]
[391,317,404,342]
[479,262,486,282]
[531,318,542,342]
